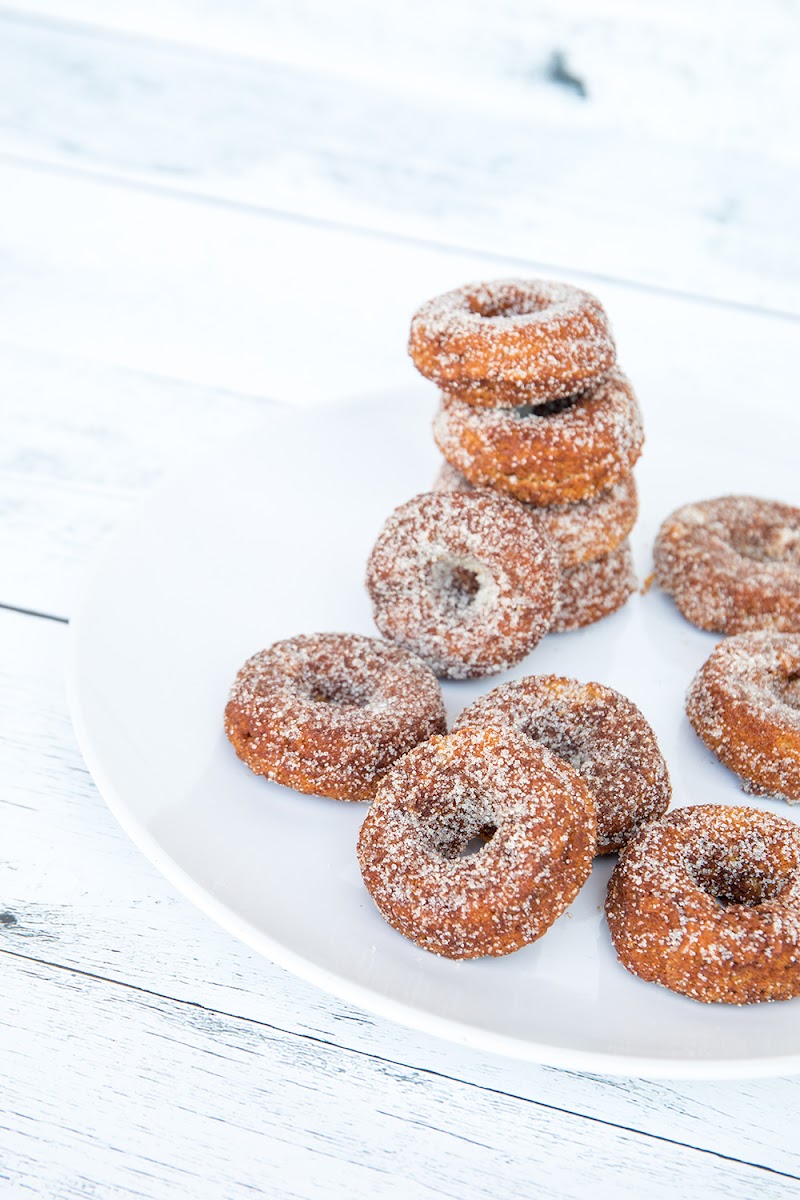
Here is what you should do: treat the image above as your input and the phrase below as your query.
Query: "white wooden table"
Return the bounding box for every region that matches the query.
[2,4,800,1195]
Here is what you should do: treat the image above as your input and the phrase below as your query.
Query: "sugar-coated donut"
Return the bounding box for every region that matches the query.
[606,805,800,1003]
[433,371,643,505]
[551,541,637,633]
[687,631,800,804]
[456,674,670,853]
[365,491,559,679]
[433,461,638,569]
[654,496,800,634]
[224,633,446,801]
[357,725,596,959]
[408,279,616,404]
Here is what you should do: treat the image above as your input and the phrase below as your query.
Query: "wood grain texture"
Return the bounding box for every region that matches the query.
[2,609,800,1183]
[4,952,800,1200]
[0,10,797,313]
[1,5,800,1192]
[1,230,798,621]
[5,0,795,156]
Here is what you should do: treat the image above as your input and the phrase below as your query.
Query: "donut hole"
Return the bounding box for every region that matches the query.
[467,286,547,321]
[514,394,579,420]
[772,669,800,709]
[517,714,591,775]
[461,826,498,858]
[728,522,800,565]
[417,786,499,860]
[427,555,496,620]
[302,674,371,708]
[688,847,785,908]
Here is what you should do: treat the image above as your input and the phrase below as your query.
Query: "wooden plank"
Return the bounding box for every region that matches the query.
[0,13,797,312]
[2,607,800,1176]
[5,0,795,163]
[0,340,267,616]
[2,952,800,1199]
[0,198,798,619]
[0,160,454,401]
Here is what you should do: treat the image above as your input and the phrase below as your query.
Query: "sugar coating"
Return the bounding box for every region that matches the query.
[357,725,596,959]
[455,674,671,854]
[365,491,559,679]
[687,631,800,805]
[654,495,800,634]
[433,370,644,505]
[224,632,447,800]
[551,540,637,632]
[408,279,616,401]
[606,805,800,1004]
[433,461,638,568]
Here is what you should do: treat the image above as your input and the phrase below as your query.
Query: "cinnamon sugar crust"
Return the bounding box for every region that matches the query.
[551,541,637,632]
[654,495,800,634]
[606,805,800,1003]
[455,674,670,854]
[433,370,643,506]
[357,725,596,959]
[687,631,800,804]
[408,279,616,404]
[433,462,638,568]
[365,490,559,679]
[225,633,446,801]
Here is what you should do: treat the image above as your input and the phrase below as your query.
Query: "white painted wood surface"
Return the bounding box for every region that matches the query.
[1,4,800,1196]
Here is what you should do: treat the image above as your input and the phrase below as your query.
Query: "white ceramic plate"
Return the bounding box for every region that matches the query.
[68,384,800,1079]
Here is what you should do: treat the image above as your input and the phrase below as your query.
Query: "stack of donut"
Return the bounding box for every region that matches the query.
[365,280,644,679]
[414,280,644,637]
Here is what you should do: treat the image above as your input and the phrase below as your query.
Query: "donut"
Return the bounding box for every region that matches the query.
[433,461,638,568]
[605,805,800,1004]
[455,675,670,854]
[433,371,643,505]
[686,632,800,804]
[408,279,616,404]
[365,491,559,679]
[551,541,637,633]
[224,633,447,801]
[654,496,800,634]
[357,725,596,958]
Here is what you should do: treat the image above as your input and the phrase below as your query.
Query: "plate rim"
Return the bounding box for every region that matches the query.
[65,392,800,1081]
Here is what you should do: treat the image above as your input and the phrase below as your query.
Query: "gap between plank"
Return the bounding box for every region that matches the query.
[1,942,798,1183]
[0,601,68,624]
[1,150,798,327]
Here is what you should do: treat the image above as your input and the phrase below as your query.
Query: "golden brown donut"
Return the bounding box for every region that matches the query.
[432,371,643,505]
[654,496,800,634]
[606,805,800,1004]
[551,541,637,632]
[224,633,446,801]
[357,725,596,959]
[455,674,671,853]
[686,632,800,804]
[433,461,638,568]
[365,491,559,679]
[408,279,616,404]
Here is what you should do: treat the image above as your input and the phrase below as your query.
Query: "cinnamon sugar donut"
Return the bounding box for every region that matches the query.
[408,280,616,404]
[357,725,596,959]
[433,462,638,568]
[433,371,643,505]
[551,541,637,633]
[455,675,670,853]
[365,491,559,679]
[606,805,800,1004]
[224,633,446,801]
[654,496,800,634]
[687,632,800,804]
